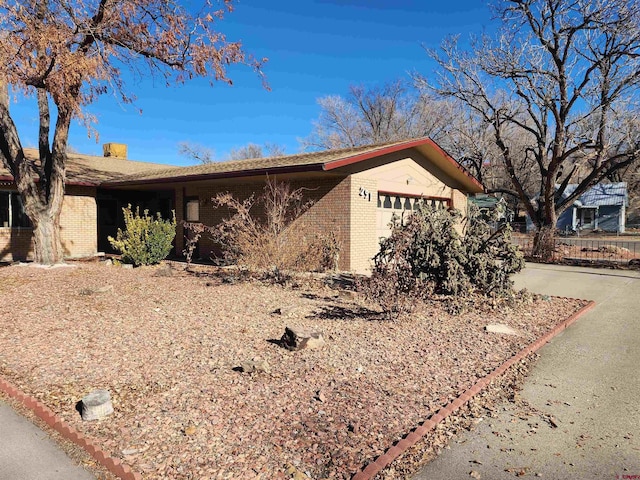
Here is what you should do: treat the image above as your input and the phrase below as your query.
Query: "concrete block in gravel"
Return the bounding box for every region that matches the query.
[281,326,325,351]
[485,324,520,336]
[239,359,270,374]
[81,390,114,421]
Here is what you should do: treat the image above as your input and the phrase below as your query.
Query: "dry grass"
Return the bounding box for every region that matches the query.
[0,262,587,479]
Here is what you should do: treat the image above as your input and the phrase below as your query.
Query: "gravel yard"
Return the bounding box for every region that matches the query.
[0,262,587,479]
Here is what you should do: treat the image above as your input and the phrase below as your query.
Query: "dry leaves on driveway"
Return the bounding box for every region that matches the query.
[0,262,586,479]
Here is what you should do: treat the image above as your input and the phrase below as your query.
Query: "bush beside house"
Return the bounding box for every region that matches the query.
[108,205,176,266]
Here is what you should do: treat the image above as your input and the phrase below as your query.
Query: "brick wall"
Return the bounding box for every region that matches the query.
[0,186,97,262]
[348,177,377,273]
[0,227,33,262]
[451,188,468,212]
[169,176,353,269]
[301,176,351,270]
[60,186,98,258]
[451,188,469,234]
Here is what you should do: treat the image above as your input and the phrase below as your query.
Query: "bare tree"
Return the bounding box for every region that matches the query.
[607,156,640,225]
[301,78,524,199]
[301,79,453,150]
[418,0,640,259]
[0,0,266,264]
[439,104,514,190]
[178,142,216,164]
[180,141,286,164]
[227,142,286,160]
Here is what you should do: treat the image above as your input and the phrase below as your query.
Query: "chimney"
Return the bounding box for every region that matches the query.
[103,143,128,159]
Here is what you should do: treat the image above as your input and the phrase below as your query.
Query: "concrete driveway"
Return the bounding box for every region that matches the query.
[412,263,640,480]
[0,400,95,480]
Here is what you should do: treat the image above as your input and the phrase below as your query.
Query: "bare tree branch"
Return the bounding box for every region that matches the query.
[420,0,640,259]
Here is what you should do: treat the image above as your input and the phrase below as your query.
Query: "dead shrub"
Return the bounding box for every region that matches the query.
[361,203,525,319]
[183,178,341,277]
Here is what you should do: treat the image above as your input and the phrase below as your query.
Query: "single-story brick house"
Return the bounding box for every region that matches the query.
[0,137,484,271]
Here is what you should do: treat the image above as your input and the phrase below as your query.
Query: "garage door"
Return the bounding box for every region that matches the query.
[376,193,449,240]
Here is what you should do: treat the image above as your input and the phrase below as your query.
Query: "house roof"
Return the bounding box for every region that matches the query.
[1,137,484,193]
[563,182,628,208]
[0,149,170,186]
[104,137,485,193]
[469,194,502,209]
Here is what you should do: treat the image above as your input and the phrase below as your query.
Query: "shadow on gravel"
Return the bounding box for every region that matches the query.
[307,305,385,321]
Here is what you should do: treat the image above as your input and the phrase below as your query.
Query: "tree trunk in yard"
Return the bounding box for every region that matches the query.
[532,226,556,261]
[530,184,559,262]
[532,222,557,262]
[32,212,64,265]
[28,157,67,265]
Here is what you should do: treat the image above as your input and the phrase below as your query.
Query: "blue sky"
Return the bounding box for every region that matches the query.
[12,1,496,166]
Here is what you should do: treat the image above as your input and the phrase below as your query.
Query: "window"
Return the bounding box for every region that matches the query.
[185,198,200,222]
[0,192,31,228]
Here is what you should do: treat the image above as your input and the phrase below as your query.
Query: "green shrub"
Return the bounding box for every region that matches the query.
[361,202,524,318]
[108,205,176,266]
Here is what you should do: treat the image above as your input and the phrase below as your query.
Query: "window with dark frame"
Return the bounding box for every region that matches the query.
[0,192,31,228]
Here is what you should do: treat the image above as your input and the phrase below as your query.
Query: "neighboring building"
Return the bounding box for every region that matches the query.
[556,183,628,234]
[468,194,513,221]
[0,137,484,271]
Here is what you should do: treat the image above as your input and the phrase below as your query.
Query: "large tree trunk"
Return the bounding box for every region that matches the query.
[530,184,559,262]
[531,222,557,262]
[32,212,64,265]
[532,226,556,261]
[30,153,67,265]
[1,81,69,265]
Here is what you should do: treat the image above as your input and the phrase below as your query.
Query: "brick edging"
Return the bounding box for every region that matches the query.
[351,299,597,480]
[0,379,142,480]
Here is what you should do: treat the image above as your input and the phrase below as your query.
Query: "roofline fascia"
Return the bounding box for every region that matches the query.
[0,175,98,187]
[101,163,327,187]
[322,137,485,192]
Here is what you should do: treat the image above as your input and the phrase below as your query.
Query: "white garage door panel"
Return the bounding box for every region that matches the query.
[376,193,448,240]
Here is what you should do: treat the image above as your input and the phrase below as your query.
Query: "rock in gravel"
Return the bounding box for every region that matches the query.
[281,326,325,351]
[285,464,310,479]
[239,359,270,374]
[485,324,520,336]
[81,389,114,421]
[79,285,113,295]
[122,263,134,269]
[337,290,355,301]
[153,265,173,277]
[315,389,327,402]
